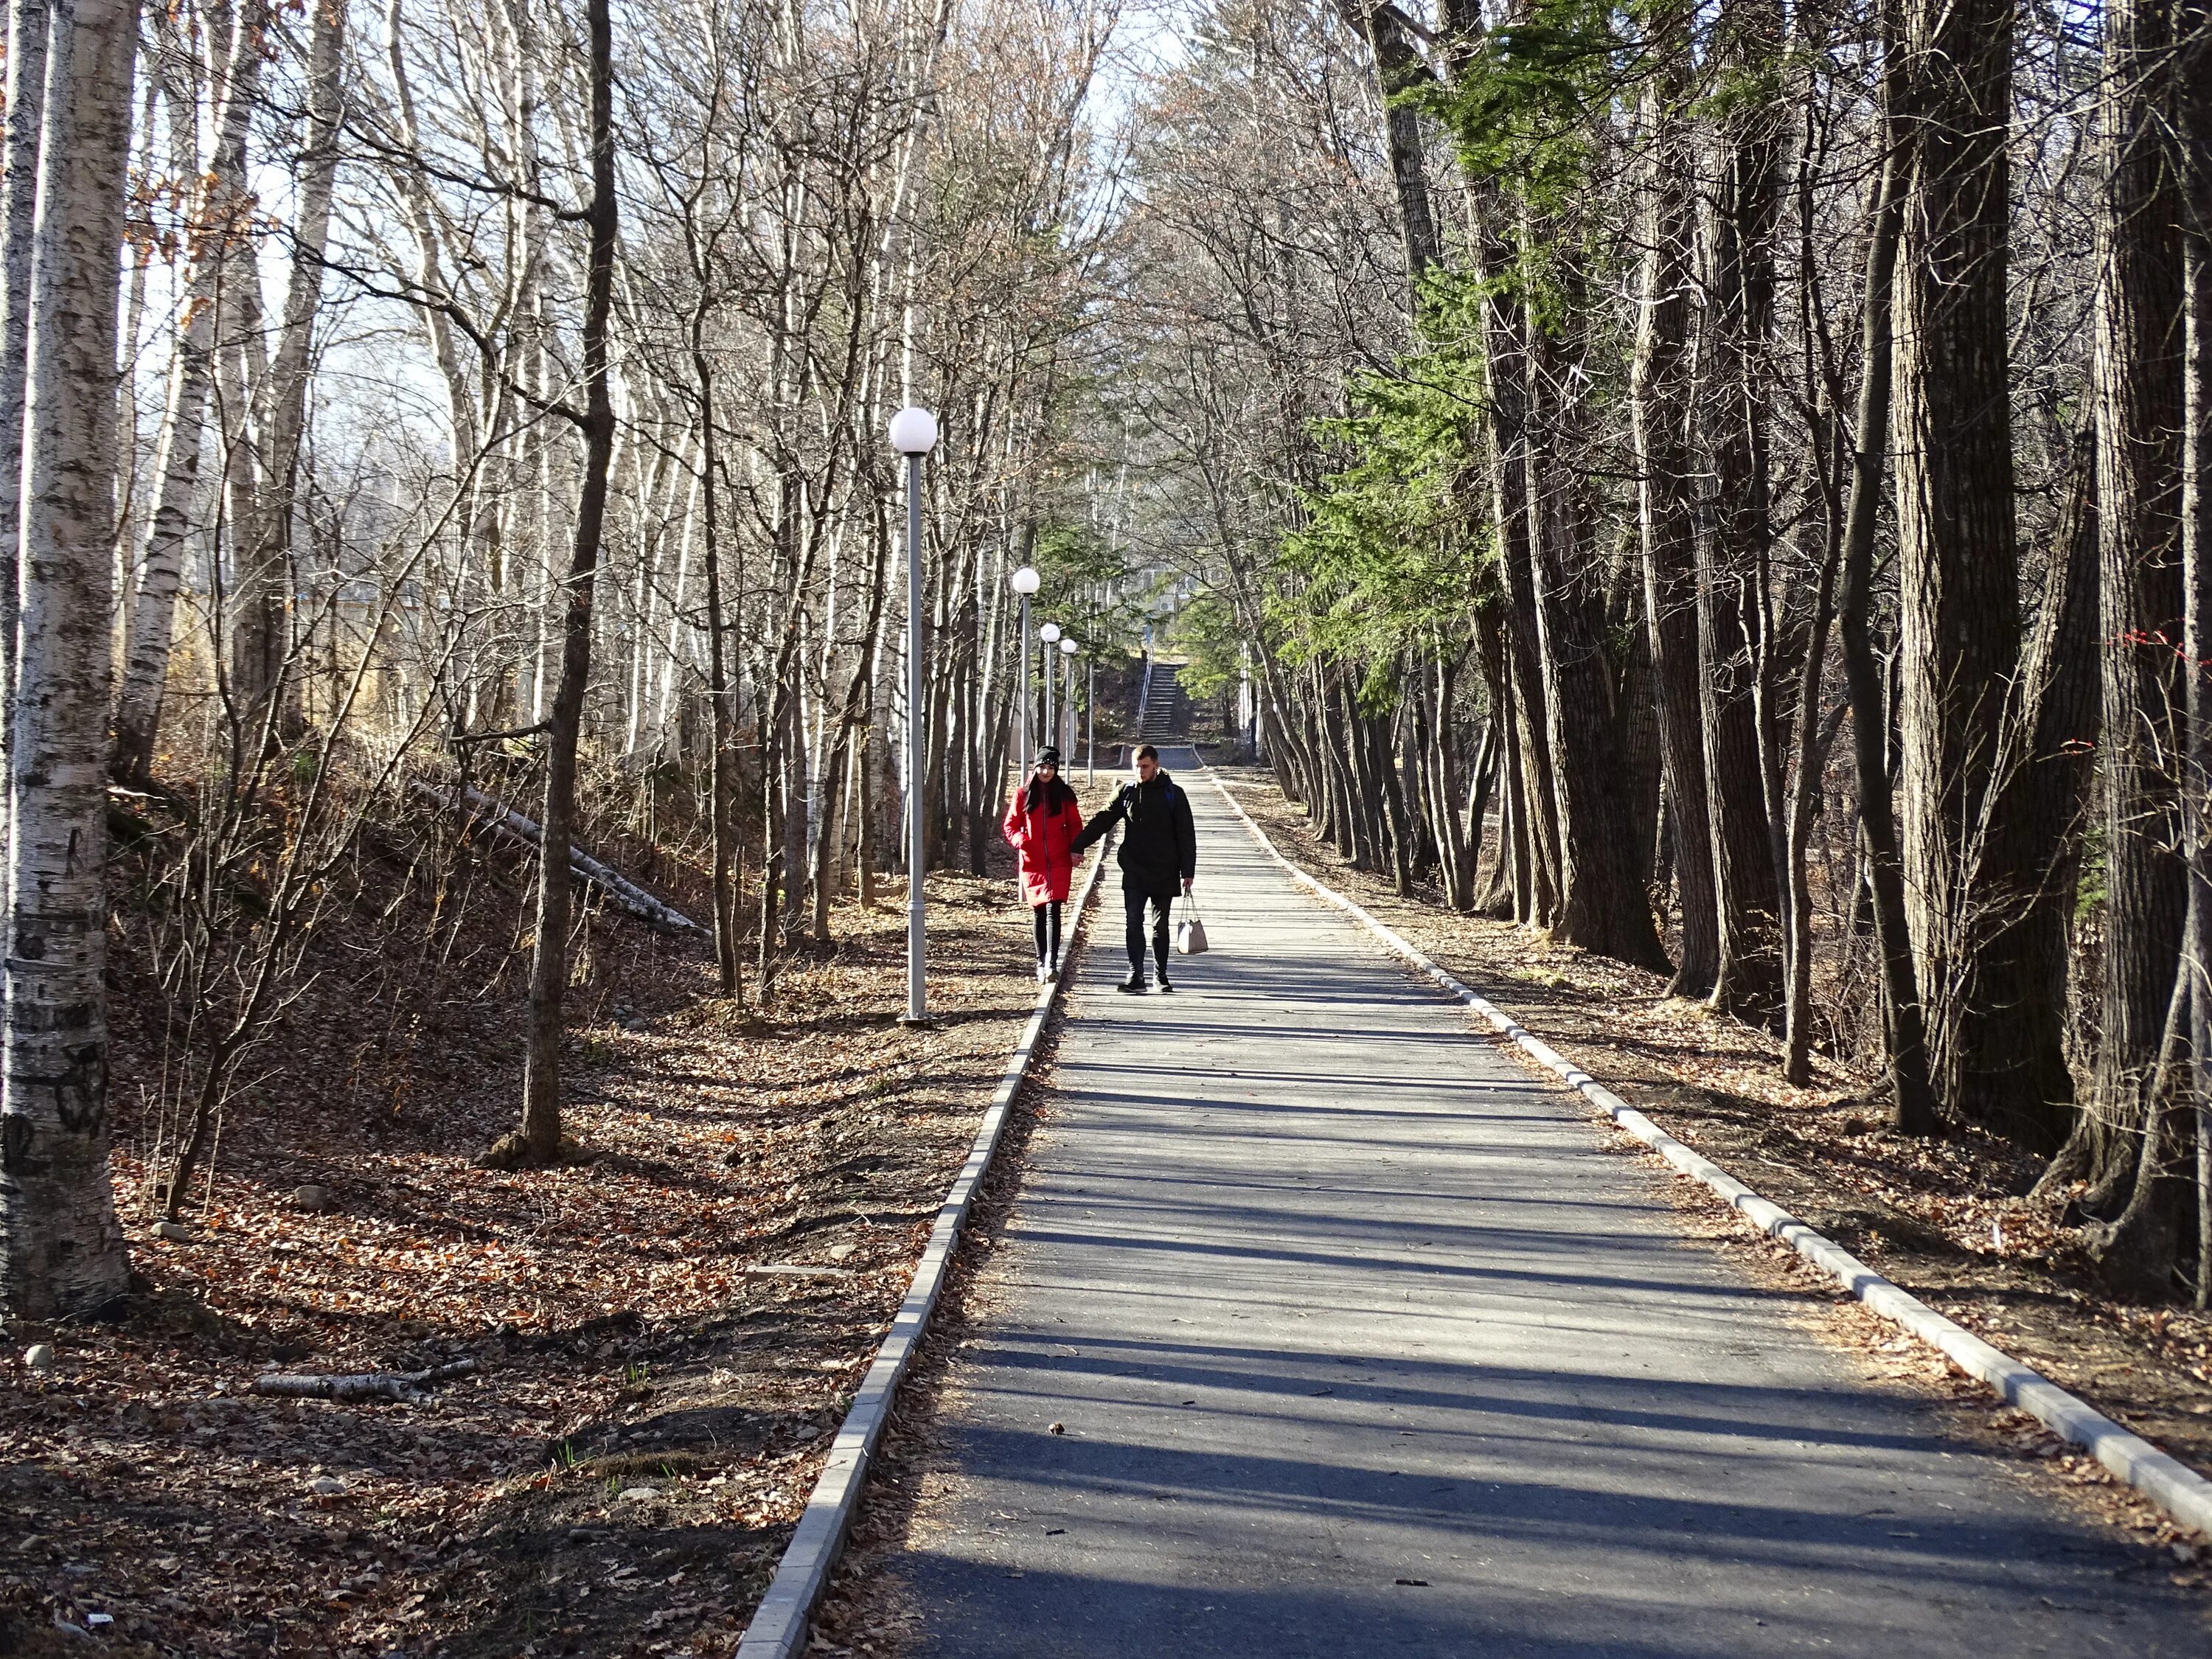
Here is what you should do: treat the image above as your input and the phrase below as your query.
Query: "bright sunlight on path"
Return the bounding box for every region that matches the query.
[885,749,2205,1657]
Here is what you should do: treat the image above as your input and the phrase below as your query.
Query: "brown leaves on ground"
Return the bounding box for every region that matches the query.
[2,847,1044,1659]
[1210,762,2212,1514]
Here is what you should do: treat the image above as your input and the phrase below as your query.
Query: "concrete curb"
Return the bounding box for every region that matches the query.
[733,832,1118,1658]
[1206,769,2212,1543]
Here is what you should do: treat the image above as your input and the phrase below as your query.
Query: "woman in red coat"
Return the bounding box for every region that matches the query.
[1003,748,1083,982]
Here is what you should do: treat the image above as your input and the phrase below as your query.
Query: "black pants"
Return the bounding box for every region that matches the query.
[1123,885,1175,974]
[1032,901,1062,964]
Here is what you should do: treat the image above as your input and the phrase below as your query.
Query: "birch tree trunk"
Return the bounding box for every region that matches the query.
[1,0,138,1318]
[111,1,262,782]
[0,0,48,787]
[234,0,347,736]
[219,206,277,737]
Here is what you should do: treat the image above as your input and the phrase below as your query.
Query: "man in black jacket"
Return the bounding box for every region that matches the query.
[1071,744,1197,993]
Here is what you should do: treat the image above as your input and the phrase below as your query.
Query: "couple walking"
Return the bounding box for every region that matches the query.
[1001,743,1197,994]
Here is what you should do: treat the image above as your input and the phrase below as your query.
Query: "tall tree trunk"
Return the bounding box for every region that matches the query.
[0,0,47,798]
[234,0,345,742]
[1632,63,1720,998]
[1,0,139,1318]
[1781,529,1840,1085]
[1893,0,2039,1121]
[2182,0,2212,1304]
[1524,290,1670,973]
[698,359,740,997]
[1340,0,1439,299]
[509,0,616,1165]
[1983,438,2100,1152]
[1697,0,1787,1019]
[1470,608,1514,914]
[218,251,276,740]
[757,689,787,997]
[1473,237,1563,926]
[1837,69,1938,1136]
[1427,651,1475,909]
[2082,0,2190,1278]
[111,1,260,781]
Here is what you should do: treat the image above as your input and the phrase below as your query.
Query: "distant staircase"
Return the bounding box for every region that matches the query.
[1136,660,1187,744]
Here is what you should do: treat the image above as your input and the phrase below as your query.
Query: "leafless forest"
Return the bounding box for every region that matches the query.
[0,0,2209,1644]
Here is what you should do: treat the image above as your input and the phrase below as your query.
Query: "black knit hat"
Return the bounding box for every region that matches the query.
[1037,746,1062,766]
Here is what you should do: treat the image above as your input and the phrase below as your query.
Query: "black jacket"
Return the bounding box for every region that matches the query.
[1073,770,1196,891]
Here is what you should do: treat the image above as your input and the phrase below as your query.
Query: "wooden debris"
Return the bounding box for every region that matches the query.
[411,781,706,936]
[251,1358,479,1404]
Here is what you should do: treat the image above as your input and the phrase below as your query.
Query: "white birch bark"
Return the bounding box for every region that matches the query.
[217,231,274,723]
[235,0,347,728]
[0,0,50,774]
[110,0,263,780]
[654,451,700,755]
[109,71,159,574]
[1,0,139,1318]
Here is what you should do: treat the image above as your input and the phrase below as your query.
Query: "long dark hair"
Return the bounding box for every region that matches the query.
[1023,771,1076,815]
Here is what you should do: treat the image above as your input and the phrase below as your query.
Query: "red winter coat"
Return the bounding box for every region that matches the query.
[1003,780,1082,905]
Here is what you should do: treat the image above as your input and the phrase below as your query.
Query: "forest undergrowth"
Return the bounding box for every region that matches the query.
[1,788,1046,1659]
[1207,757,2212,1502]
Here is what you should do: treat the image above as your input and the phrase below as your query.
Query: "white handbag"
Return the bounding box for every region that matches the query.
[1175,897,1209,955]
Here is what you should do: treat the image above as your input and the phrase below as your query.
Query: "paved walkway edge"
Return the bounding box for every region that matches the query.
[1207,770,2212,1542]
[734,831,1119,1659]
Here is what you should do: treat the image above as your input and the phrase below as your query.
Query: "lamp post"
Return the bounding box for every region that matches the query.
[1038,622,1061,755]
[889,405,938,1024]
[1060,636,1078,754]
[1009,563,1040,772]
[1085,651,1096,785]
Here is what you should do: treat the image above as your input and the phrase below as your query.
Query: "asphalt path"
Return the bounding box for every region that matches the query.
[886,747,2207,1656]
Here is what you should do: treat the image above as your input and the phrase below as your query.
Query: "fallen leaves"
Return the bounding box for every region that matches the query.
[6,835,1046,1658]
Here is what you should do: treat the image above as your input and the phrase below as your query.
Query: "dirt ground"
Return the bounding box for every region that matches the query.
[1,829,1057,1659]
[1200,761,2212,1504]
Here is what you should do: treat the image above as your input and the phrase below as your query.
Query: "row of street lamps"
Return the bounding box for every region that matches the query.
[891,406,1097,1024]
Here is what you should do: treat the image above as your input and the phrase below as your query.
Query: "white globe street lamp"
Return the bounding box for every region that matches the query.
[1009,566,1040,773]
[888,406,938,1025]
[888,406,939,456]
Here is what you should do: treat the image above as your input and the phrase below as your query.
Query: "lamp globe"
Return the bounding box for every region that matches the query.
[887,406,939,454]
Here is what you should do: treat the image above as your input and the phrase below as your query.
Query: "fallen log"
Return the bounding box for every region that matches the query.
[412,781,707,936]
[251,1358,479,1404]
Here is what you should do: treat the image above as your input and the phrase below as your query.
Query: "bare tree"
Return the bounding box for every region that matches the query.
[1,0,139,1318]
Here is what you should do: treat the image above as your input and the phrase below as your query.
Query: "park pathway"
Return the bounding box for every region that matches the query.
[884,748,2206,1656]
